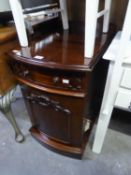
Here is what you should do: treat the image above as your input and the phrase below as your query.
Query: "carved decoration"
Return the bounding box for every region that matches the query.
[26,93,71,115]
[11,62,30,78]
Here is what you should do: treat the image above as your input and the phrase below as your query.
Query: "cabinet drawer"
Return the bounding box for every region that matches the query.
[10,61,88,97]
[115,88,131,111]
[120,68,131,89]
[31,70,84,92]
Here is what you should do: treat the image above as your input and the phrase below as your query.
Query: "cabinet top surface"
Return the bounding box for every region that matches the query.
[8,21,115,71]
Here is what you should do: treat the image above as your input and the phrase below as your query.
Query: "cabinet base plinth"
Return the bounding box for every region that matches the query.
[30,127,89,159]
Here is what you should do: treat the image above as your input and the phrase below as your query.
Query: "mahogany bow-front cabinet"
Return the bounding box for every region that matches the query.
[8,22,115,158]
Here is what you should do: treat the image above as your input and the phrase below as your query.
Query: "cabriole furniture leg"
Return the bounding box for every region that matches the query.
[0,87,24,143]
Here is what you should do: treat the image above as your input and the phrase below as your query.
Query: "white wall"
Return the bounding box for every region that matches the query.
[0,0,11,12]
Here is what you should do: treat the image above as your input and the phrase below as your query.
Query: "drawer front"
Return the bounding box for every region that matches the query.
[31,71,84,92]
[120,68,131,89]
[115,88,131,111]
[10,61,87,94]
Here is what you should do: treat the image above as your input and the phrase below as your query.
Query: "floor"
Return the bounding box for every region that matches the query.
[0,87,131,175]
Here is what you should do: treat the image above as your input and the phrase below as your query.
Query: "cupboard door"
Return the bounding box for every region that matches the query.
[22,86,84,144]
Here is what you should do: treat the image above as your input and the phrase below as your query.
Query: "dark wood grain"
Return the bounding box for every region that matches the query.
[8,21,115,71]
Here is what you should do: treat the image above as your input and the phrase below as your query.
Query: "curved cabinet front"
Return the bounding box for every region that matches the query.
[7,25,115,158]
[9,59,93,158]
[18,66,92,159]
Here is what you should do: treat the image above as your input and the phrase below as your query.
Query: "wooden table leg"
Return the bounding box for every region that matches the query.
[0,87,24,143]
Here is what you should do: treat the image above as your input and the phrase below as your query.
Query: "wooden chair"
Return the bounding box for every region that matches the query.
[84,0,112,58]
[9,0,112,58]
[9,0,69,47]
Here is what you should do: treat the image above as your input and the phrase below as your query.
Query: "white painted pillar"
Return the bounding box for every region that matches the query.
[84,0,99,58]
[59,0,69,30]
[9,0,28,47]
[103,0,112,33]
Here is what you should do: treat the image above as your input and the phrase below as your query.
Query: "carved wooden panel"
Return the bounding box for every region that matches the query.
[22,87,74,143]
[26,93,71,115]
[10,62,30,79]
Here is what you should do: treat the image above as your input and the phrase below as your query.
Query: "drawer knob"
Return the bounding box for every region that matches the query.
[53,77,60,84]
[23,70,29,77]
